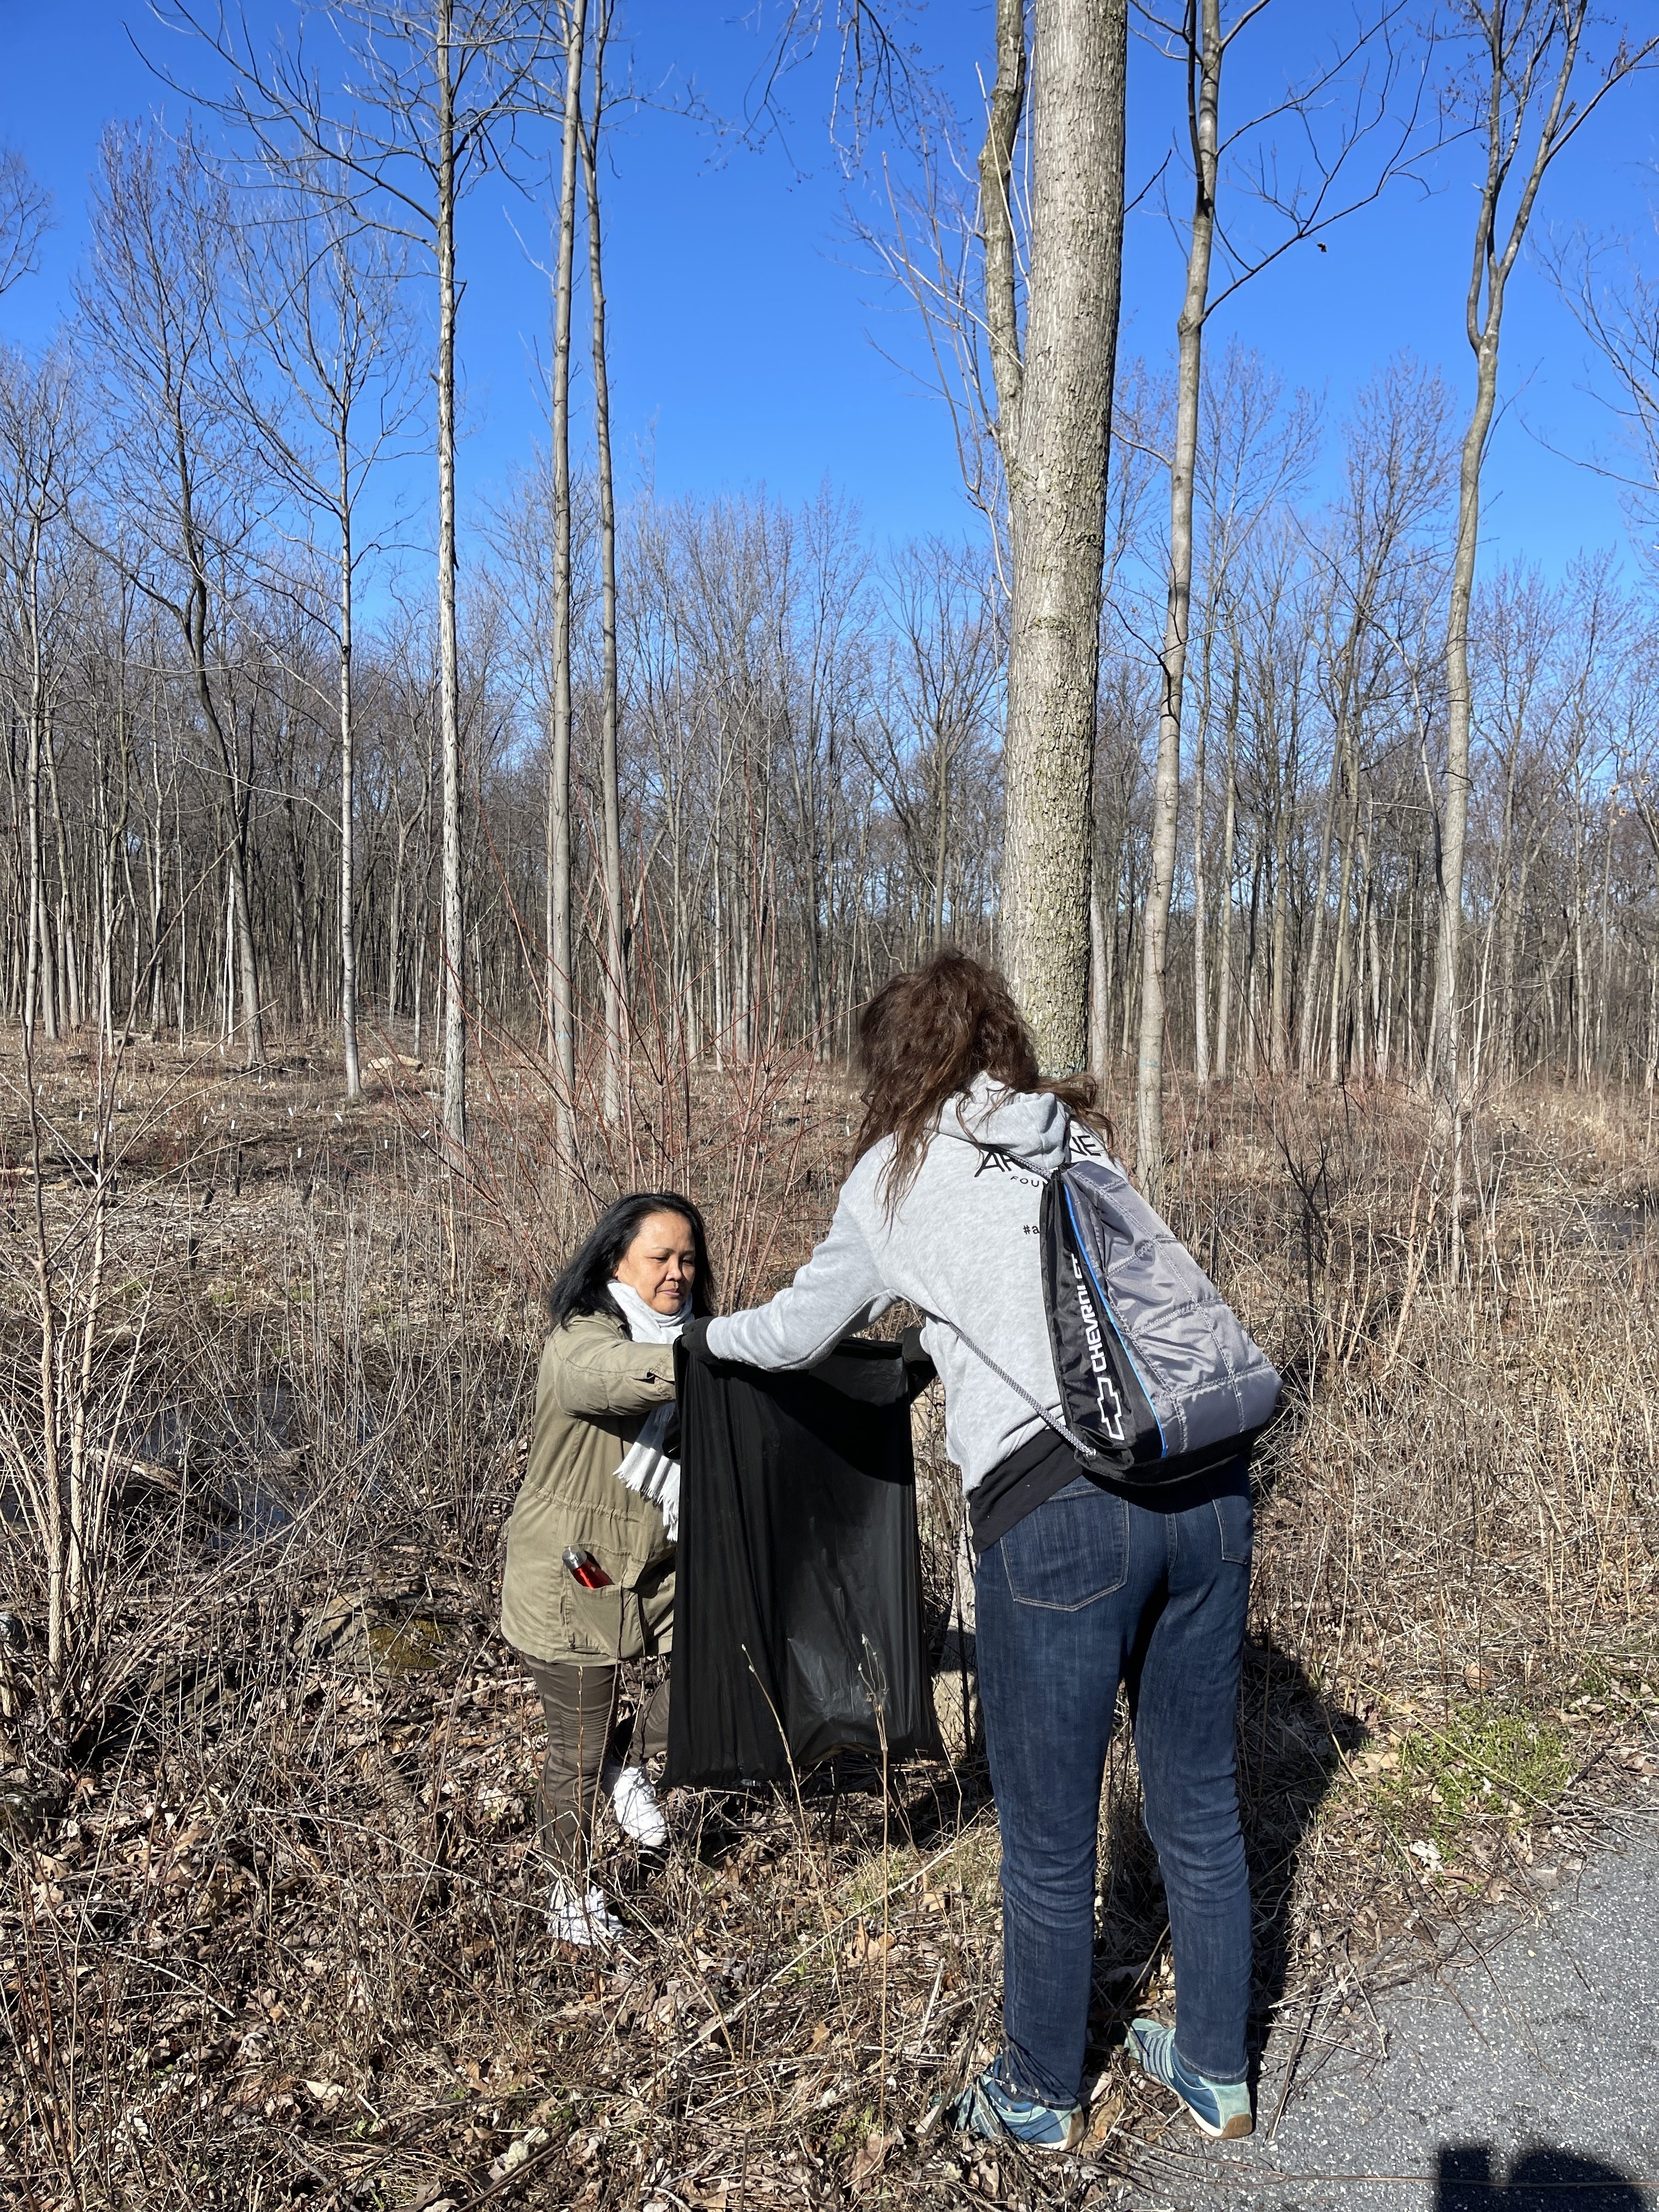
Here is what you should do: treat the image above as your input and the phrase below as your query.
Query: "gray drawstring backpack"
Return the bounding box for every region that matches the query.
[929,1136,1282,1488]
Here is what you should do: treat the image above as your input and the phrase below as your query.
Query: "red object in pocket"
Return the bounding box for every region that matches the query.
[562,1547,612,1589]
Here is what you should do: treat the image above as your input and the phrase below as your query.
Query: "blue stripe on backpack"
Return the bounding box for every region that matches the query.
[926,1132,1281,1487]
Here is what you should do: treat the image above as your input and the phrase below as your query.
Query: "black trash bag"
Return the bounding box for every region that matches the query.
[666,1335,942,1788]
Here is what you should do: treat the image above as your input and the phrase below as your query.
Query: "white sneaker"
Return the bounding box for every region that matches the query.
[605,1763,669,1849]
[547,1878,623,1948]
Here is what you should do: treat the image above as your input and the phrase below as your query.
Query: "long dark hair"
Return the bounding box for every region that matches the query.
[548,1192,716,1330]
[853,949,1107,1211]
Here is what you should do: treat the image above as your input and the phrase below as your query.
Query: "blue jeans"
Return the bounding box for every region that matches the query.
[974,1472,1254,2107]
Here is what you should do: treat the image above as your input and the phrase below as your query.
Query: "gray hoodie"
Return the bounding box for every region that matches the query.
[705,1074,1104,1495]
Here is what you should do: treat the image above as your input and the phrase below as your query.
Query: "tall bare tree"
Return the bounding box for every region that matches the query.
[1295,360,1451,1075]
[0,347,81,1046]
[225,182,418,1101]
[162,0,563,1152]
[1133,0,1436,1187]
[1186,348,1313,1088]
[546,0,588,1144]
[863,537,1001,956]
[1431,0,1658,1104]
[0,145,53,301]
[581,0,627,1126]
[79,126,268,1068]
[980,0,1128,1073]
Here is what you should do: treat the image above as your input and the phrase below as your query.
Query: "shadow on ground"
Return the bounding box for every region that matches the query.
[1438,2144,1649,2209]
[1085,1631,1365,2064]
[1239,1635,1369,2024]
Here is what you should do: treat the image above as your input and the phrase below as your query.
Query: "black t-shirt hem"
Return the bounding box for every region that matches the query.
[968,1426,1250,1553]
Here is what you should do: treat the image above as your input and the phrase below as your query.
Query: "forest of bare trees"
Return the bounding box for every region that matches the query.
[4,3,1659,1155]
[5,287,1658,1122]
[7,12,1659,2203]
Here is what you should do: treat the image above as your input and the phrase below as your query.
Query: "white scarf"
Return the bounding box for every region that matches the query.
[607,1279,688,1539]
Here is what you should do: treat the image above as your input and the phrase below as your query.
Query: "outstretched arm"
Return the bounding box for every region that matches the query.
[544,1328,676,1418]
[705,1199,890,1370]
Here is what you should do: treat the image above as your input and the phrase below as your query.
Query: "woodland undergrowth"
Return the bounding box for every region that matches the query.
[1,1035,1656,2211]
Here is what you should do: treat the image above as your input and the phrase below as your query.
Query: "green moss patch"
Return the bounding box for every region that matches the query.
[1374,1701,1573,1861]
[365,1616,449,1676]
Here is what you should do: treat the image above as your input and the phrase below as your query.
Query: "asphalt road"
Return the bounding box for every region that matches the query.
[1118,1821,1659,2212]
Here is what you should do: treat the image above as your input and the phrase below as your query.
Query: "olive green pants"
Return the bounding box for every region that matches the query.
[522,1655,669,1875]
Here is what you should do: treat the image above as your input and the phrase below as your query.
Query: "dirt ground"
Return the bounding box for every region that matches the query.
[2,1034,1657,2210]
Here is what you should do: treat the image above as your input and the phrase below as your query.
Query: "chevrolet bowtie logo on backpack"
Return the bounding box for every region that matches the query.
[1064,1244,1128,1446]
[930,1134,1282,1487]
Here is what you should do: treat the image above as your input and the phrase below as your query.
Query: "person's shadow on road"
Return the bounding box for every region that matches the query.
[1438,2145,1647,2209]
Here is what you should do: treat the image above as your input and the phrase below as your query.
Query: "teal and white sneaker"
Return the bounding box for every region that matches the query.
[1126,2019,1252,2140]
[947,2057,1085,2153]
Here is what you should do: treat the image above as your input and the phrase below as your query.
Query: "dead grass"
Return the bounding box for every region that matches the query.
[1,1039,1657,2210]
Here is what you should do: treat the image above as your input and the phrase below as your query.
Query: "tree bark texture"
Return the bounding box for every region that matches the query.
[983,0,1128,1076]
[437,0,467,1155]
[580,8,625,1128]
[547,0,587,1146]
[1136,0,1220,1186]
[339,453,362,1101]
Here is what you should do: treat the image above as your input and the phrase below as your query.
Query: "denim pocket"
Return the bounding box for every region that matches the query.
[1211,1486,1254,1565]
[1001,1482,1129,1610]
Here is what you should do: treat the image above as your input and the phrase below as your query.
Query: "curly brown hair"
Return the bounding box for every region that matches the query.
[851,949,1107,1212]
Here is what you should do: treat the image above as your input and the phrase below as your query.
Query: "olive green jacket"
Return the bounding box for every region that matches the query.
[500,1311,677,1666]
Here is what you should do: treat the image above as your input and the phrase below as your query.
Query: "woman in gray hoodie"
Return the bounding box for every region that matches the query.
[702,951,1255,2153]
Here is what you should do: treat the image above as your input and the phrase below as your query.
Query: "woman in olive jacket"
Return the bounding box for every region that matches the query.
[501,1191,715,1946]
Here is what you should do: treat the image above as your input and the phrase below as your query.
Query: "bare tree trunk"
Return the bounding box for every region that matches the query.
[1088,862,1110,1086]
[1269,726,1293,1072]
[1570,781,1588,1081]
[1434,1,1604,1104]
[437,0,467,1155]
[45,727,81,1030]
[932,738,951,950]
[1136,0,1219,1189]
[1214,656,1240,1081]
[145,725,166,1036]
[338,446,362,1101]
[1489,752,1519,1080]
[183,419,263,1070]
[581,8,625,1127]
[1594,783,1615,1075]
[225,799,262,1065]
[174,769,187,1048]
[1327,723,1361,1081]
[1437,324,1499,1099]
[1191,644,1211,1090]
[981,0,1128,1074]
[1360,803,1383,1075]
[386,807,407,1024]
[1299,744,1340,1073]
[547,0,588,1149]
[22,555,44,1049]
[1245,853,1262,1075]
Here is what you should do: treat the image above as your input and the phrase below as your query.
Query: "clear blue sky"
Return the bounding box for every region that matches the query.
[2,0,1655,578]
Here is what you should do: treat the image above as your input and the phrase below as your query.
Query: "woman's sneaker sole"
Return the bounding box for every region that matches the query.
[1126,2019,1252,2140]
[1191,2107,1253,2141]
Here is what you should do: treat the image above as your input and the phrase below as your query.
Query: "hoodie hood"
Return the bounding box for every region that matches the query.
[708,1067,1104,1492]
[938,1071,1071,1175]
